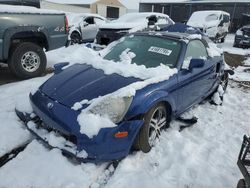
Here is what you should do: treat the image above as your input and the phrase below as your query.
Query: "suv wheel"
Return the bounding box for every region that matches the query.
[70,32,81,44]
[8,42,47,79]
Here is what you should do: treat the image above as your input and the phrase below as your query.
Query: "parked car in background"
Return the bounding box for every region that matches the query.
[16,31,229,162]
[234,25,250,48]
[187,10,230,43]
[67,13,106,44]
[96,12,174,45]
[0,5,68,79]
[0,0,40,8]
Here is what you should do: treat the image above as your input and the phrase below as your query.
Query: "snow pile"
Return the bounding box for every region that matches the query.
[99,12,173,30]
[188,34,202,40]
[0,140,106,188]
[0,76,49,157]
[78,113,116,138]
[46,44,99,68]
[187,10,225,28]
[211,85,224,105]
[0,5,64,14]
[26,121,88,158]
[207,42,222,57]
[231,66,250,82]
[56,44,177,80]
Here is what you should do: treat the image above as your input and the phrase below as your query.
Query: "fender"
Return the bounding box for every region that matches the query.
[69,27,81,37]
[127,89,177,120]
[3,26,50,60]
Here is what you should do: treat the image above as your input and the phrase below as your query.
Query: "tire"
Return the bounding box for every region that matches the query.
[237,179,247,188]
[70,32,81,44]
[221,37,225,43]
[8,42,47,79]
[133,102,170,153]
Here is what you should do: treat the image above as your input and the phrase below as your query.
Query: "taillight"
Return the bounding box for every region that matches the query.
[65,15,69,33]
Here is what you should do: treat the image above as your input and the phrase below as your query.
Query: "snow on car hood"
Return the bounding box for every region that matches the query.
[99,22,147,30]
[40,44,177,108]
[40,64,140,108]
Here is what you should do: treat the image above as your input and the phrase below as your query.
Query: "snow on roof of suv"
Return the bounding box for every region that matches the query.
[187,10,229,28]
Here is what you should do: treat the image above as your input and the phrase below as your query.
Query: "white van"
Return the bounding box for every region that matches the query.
[187,10,230,42]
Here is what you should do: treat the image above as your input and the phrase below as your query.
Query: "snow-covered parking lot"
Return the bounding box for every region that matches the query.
[0,34,250,188]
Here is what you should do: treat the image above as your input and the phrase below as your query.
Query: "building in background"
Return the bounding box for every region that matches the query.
[139,0,250,32]
[41,0,138,18]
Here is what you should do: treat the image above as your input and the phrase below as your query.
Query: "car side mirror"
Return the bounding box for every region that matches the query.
[54,62,69,74]
[189,59,205,70]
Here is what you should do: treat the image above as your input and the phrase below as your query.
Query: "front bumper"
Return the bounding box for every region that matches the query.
[16,91,144,162]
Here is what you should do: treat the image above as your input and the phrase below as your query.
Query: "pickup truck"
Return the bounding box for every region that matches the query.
[0,5,68,79]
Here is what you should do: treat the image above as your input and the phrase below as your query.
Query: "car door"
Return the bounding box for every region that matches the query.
[177,40,217,113]
[81,16,97,41]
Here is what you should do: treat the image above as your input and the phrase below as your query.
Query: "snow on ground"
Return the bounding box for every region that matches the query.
[0,140,107,188]
[0,80,249,188]
[0,35,250,188]
[107,83,250,188]
[0,76,50,157]
[219,34,250,55]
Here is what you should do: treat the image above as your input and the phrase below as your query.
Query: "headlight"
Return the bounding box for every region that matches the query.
[88,96,133,123]
[236,29,243,36]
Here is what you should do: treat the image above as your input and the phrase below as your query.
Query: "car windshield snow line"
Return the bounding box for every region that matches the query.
[104,35,182,68]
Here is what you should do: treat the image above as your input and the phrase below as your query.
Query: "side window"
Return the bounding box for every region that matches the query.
[157,17,168,25]
[223,15,230,23]
[183,40,208,69]
[85,17,94,25]
[94,17,105,25]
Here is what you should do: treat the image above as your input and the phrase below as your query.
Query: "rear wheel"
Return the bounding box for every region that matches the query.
[8,42,47,79]
[133,103,169,153]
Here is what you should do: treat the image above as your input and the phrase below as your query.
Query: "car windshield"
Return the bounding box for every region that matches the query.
[205,14,220,22]
[104,35,181,68]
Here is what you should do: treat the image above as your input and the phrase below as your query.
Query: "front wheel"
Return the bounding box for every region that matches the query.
[70,32,82,44]
[133,103,169,153]
[8,42,47,79]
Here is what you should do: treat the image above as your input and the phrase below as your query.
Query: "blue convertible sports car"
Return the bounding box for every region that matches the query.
[16,32,229,162]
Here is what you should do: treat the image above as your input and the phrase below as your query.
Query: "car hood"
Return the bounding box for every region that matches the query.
[99,22,146,30]
[39,64,140,108]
